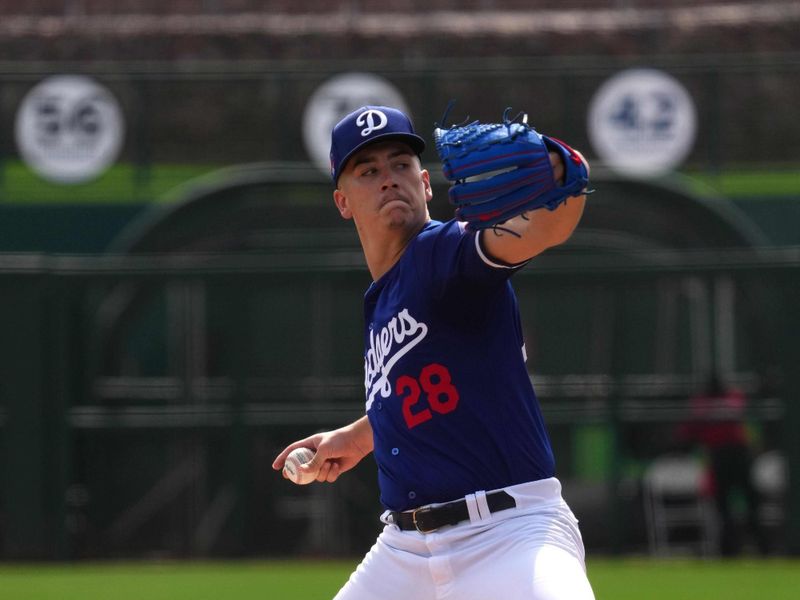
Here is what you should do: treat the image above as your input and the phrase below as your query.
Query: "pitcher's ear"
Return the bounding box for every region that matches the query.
[422,170,433,202]
[333,189,352,219]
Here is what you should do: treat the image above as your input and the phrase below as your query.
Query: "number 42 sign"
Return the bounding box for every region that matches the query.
[587,68,697,178]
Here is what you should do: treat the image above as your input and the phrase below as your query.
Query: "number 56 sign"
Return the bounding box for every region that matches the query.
[587,68,697,178]
[15,75,125,185]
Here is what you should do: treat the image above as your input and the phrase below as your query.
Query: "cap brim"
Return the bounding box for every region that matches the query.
[334,132,426,183]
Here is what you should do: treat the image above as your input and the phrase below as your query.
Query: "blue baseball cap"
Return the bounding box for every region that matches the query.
[330,105,426,184]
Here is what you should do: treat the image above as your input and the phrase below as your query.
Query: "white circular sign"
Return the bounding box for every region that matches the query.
[303,73,412,176]
[15,75,125,184]
[588,68,697,177]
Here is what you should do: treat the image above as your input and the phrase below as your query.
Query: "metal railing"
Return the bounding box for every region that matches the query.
[0,246,798,558]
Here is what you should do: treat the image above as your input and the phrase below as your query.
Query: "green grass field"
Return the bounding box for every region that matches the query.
[1,159,799,204]
[683,169,800,198]
[1,558,799,600]
[0,160,218,204]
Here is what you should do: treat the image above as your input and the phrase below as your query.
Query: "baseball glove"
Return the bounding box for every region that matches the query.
[434,109,589,231]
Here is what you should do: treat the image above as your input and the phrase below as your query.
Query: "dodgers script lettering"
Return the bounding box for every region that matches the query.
[364,308,428,410]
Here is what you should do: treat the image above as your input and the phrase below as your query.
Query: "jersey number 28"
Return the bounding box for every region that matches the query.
[397,363,460,429]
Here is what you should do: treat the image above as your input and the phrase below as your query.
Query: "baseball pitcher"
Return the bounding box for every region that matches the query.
[274,105,595,599]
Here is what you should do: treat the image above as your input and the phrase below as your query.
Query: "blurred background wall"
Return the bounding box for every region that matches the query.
[0,0,798,561]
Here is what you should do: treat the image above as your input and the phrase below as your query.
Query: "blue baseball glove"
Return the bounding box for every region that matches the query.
[434,110,589,231]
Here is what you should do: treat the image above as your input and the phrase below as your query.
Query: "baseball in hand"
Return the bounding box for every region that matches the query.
[283,447,318,485]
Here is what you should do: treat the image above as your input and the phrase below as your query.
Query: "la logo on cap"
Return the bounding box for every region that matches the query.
[356,109,388,137]
[329,104,425,183]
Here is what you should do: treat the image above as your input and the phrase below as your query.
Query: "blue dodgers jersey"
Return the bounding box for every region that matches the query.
[363,219,555,512]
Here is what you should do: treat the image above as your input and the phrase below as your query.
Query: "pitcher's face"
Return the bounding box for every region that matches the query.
[333,141,432,233]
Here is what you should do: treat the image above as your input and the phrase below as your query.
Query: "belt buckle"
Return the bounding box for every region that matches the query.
[411,506,438,533]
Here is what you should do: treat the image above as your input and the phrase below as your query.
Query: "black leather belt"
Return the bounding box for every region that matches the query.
[388,491,517,533]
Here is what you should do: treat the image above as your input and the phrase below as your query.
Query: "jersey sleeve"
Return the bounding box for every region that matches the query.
[413,220,528,298]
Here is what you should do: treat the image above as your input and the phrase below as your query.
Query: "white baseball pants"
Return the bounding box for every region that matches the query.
[333,478,595,600]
